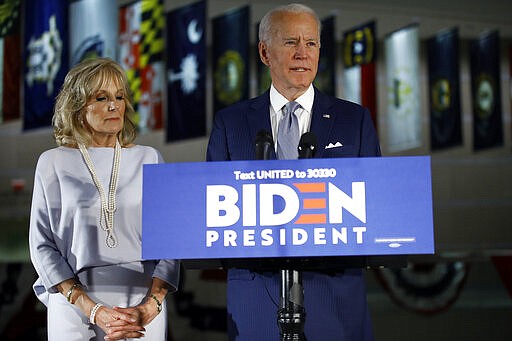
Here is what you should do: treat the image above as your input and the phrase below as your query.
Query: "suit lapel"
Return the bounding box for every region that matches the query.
[310,89,335,158]
[246,91,276,159]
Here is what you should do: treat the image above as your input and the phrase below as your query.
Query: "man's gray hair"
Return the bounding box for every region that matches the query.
[258,3,321,45]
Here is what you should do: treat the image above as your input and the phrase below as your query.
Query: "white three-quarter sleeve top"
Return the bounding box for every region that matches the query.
[29,145,179,305]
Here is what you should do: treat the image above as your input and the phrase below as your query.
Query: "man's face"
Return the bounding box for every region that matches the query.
[259,11,320,100]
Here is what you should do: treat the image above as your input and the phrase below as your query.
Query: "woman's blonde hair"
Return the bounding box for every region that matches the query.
[52,57,137,147]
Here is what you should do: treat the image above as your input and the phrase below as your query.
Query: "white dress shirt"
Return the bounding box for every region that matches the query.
[269,84,315,151]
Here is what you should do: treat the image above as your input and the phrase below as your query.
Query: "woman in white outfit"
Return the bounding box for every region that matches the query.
[29,58,180,340]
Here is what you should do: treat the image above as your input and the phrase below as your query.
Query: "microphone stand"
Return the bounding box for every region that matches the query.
[278,266,307,341]
[277,133,317,341]
[255,131,315,340]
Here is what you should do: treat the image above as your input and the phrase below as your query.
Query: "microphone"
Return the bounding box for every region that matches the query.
[298,132,317,159]
[255,130,274,160]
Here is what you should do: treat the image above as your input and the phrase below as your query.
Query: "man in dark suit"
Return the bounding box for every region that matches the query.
[207,3,379,340]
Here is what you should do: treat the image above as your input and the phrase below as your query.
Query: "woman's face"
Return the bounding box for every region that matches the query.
[84,79,126,146]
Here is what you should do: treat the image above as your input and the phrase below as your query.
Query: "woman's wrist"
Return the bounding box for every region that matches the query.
[70,289,97,320]
[147,278,169,315]
[66,283,83,304]
[149,294,162,314]
[89,302,104,324]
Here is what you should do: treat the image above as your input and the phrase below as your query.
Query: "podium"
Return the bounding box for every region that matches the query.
[142,156,434,339]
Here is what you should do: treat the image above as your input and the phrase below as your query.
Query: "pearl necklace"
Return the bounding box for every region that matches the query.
[78,140,121,248]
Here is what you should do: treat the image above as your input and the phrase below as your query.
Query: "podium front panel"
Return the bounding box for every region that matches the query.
[142,156,434,260]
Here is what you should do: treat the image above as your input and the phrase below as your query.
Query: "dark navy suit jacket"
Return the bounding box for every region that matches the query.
[207,88,380,341]
[207,88,380,161]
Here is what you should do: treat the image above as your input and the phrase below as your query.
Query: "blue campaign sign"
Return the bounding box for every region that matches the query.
[142,156,434,260]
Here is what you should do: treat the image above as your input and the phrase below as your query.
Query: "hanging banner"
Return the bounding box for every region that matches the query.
[427,27,462,151]
[119,0,165,132]
[361,61,377,131]
[343,20,376,67]
[23,0,68,130]
[69,0,117,64]
[470,30,503,150]
[166,0,206,142]
[342,21,377,131]
[0,0,21,123]
[256,21,271,95]
[314,16,335,96]
[212,6,250,113]
[384,24,421,152]
[343,65,361,104]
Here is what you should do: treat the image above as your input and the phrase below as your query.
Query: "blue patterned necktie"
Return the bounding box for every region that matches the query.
[277,101,301,160]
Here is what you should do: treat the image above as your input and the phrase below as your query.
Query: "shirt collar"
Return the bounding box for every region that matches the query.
[270,84,315,113]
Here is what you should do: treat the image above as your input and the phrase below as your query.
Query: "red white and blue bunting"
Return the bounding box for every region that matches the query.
[374,261,469,314]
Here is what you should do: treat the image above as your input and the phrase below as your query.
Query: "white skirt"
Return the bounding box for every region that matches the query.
[46,262,167,341]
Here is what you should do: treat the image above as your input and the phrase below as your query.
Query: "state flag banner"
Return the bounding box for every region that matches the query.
[212,6,250,113]
[166,0,206,142]
[470,30,503,151]
[255,21,270,95]
[384,24,422,153]
[427,27,463,151]
[0,0,21,123]
[343,21,376,68]
[314,15,336,96]
[23,0,68,130]
[70,0,117,65]
[119,0,165,132]
[342,21,377,131]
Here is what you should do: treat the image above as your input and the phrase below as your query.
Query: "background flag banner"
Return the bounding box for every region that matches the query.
[255,21,271,95]
[427,27,462,151]
[23,0,68,130]
[343,20,376,67]
[342,20,377,131]
[166,0,206,142]
[0,0,21,123]
[314,15,335,96]
[69,0,117,65]
[384,24,421,152]
[119,0,164,132]
[360,60,377,131]
[212,6,250,113]
[343,65,361,103]
[470,30,503,151]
